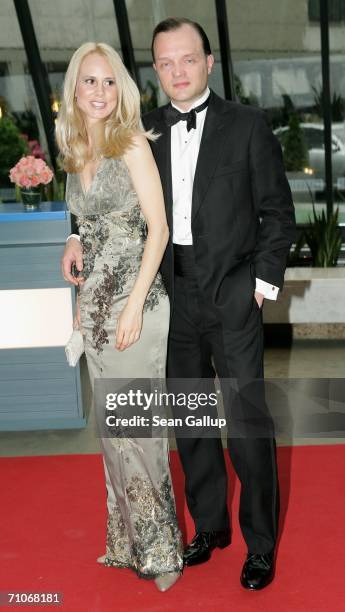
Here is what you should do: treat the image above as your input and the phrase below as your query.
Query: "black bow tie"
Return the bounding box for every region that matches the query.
[164,96,210,131]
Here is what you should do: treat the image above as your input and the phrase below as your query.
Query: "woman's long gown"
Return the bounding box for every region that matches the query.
[65,156,183,578]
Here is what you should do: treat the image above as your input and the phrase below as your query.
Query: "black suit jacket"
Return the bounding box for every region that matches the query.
[142,90,296,330]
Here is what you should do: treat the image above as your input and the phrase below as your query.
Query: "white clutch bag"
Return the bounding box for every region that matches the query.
[65,329,84,367]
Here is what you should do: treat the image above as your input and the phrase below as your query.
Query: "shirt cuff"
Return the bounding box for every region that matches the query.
[255,278,279,301]
[67,234,80,242]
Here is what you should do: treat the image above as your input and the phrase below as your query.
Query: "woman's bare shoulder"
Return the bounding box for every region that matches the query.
[124,131,153,165]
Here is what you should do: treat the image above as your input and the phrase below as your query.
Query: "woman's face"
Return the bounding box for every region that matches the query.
[75,52,118,127]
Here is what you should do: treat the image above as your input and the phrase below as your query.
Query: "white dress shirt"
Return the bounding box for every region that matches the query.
[170,87,278,301]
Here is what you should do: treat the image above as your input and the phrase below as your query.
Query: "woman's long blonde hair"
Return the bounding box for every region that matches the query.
[55,42,151,173]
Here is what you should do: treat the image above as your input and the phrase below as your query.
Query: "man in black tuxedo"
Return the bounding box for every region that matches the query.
[62,18,295,590]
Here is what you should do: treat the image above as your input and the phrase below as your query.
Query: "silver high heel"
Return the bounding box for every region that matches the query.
[97,554,106,564]
[154,571,181,592]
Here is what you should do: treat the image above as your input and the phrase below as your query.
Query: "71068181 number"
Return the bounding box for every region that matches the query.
[0,592,63,605]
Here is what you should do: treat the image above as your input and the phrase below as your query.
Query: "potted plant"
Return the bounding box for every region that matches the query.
[0,117,28,195]
[264,204,344,330]
[281,113,308,172]
[9,155,54,209]
[304,204,342,267]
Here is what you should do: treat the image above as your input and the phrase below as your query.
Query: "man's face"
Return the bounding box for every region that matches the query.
[153,24,214,110]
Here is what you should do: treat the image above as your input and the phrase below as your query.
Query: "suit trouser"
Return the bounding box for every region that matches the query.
[167,268,279,554]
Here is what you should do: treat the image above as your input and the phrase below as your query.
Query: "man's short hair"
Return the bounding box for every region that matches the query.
[151,17,212,60]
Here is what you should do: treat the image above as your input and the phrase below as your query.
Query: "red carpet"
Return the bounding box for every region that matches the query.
[1,446,344,611]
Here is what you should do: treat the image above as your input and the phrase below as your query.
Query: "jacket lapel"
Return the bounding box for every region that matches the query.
[150,108,173,229]
[192,91,237,220]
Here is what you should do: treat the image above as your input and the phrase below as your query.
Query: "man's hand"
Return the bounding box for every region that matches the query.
[73,296,81,330]
[62,238,84,286]
[254,291,264,309]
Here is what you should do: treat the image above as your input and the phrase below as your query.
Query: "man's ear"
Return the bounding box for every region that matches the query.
[207,54,215,75]
[153,63,157,73]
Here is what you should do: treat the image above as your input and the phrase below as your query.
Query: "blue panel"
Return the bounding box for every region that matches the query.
[0,201,68,222]
[0,244,72,289]
[0,205,88,432]
[0,363,75,380]
[0,416,86,431]
[0,219,70,245]
[0,245,63,264]
[0,379,76,397]
[0,347,70,364]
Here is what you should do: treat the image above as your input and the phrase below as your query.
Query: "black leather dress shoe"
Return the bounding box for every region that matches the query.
[240,551,275,590]
[183,530,231,566]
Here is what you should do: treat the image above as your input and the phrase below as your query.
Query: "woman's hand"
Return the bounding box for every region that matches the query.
[115,300,143,351]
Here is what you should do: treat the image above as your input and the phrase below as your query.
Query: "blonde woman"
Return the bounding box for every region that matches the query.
[56,43,183,591]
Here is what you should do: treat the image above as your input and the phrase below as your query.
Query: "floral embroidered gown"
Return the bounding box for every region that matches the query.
[65,156,183,578]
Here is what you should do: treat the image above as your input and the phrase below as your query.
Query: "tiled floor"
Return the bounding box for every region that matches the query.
[1,340,344,457]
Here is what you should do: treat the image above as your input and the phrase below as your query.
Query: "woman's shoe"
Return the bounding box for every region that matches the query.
[97,554,106,564]
[154,571,181,592]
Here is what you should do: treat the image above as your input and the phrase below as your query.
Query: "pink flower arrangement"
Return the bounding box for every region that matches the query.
[9,155,54,189]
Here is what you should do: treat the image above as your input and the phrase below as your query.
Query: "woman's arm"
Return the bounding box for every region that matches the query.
[116,133,169,351]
